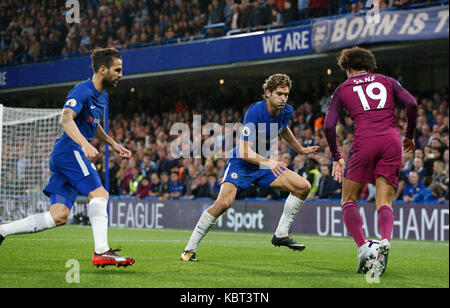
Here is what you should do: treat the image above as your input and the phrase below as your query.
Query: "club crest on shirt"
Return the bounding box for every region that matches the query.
[231,172,238,179]
[65,98,77,107]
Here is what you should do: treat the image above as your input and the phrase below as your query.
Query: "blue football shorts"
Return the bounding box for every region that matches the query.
[221,158,278,191]
[43,149,103,209]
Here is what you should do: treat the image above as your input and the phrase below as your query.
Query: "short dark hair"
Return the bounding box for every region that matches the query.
[337,46,377,73]
[91,48,121,72]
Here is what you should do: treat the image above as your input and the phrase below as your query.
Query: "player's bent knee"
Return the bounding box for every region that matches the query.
[214,199,233,213]
[51,211,69,226]
[50,204,70,226]
[88,187,109,200]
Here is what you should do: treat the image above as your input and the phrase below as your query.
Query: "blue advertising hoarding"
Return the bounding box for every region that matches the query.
[0,26,313,90]
[312,5,449,52]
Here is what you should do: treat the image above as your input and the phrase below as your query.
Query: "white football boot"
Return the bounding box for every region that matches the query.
[356,242,376,274]
[372,239,390,277]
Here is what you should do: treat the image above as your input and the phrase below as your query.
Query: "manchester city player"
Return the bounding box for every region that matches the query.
[324,47,417,276]
[0,48,135,268]
[181,74,320,262]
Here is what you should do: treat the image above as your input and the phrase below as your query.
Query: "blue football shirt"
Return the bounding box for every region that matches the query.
[230,100,293,163]
[53,78,108,153]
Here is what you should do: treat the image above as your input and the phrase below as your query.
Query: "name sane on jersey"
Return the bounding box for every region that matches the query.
[353,75,375,84]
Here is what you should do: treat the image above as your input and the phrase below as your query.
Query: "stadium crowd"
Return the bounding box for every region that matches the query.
[79,80,449,202]
[0,0,444,67]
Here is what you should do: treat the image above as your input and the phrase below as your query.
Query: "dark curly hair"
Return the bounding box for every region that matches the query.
[337,46,378,73]
[262,74,292,99]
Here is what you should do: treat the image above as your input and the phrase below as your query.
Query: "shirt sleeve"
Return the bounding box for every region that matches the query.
[63,86,87,115]
[324,88,343,161]
[241,105,258,143]
[281,105,294,132]
[387,77,418,140]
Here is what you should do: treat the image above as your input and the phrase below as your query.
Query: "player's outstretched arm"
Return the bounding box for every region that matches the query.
[59,108,99,160]
[95,124,131,159]
[280,127,320,155]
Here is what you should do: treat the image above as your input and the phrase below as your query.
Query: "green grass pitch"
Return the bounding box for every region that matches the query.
[0,225,448,288]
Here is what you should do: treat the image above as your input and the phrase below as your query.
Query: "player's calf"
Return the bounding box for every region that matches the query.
[0,212,56,239]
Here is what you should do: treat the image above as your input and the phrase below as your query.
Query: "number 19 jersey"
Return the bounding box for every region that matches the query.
[324,73,417,188]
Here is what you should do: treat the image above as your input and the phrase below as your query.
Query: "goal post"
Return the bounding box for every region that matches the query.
[0,104,62,222]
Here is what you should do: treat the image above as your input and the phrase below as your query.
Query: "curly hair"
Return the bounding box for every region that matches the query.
[337,46,378,73]
[262,74,292,99]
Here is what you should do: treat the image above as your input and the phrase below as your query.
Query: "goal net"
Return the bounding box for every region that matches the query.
[0,105,62,222]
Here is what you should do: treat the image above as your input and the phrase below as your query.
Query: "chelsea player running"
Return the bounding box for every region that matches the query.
[0,48,135,268]
[181,74,320,262]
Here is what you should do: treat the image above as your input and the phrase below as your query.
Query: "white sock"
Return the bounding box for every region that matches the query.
[88,197,109,254]
[274,194,305,238]
[0,212,56,237]
[184,209,217,252]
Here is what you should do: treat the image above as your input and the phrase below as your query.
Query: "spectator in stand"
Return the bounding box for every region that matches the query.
[432,160,446,184]
[302,158,321,198]
[209,0,225,24]
[403,171,426,202]
[140,153,158,178]
[137,177,151,199]
[239,0,254,30]
[169,171,184,199]
[262,0,279,25]
[159,171,171,200]
[251,0,266,28]
[207,172,220,199]
[292,154,306,175]
[128,166,143,197]
[191,173,212,198]
[157,148,177,175]
[281,153,293,170]
[148,173,161,198]
[412,157,427,179]
[317,164,342,199]
[224,0,235,28]
[302,127,315,147]
[228,1,241,30]
[121,157,137,194]
[306,0,328,18]
[298,0,310,20]
[282,0,298,23]
[418,124,432,149]
[413,176,446,203]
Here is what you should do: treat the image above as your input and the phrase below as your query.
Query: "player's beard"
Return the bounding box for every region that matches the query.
[103,72,118,89]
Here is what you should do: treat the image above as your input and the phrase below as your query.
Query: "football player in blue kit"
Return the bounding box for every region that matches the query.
[181,74,320,261]
[0,48,135,268]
